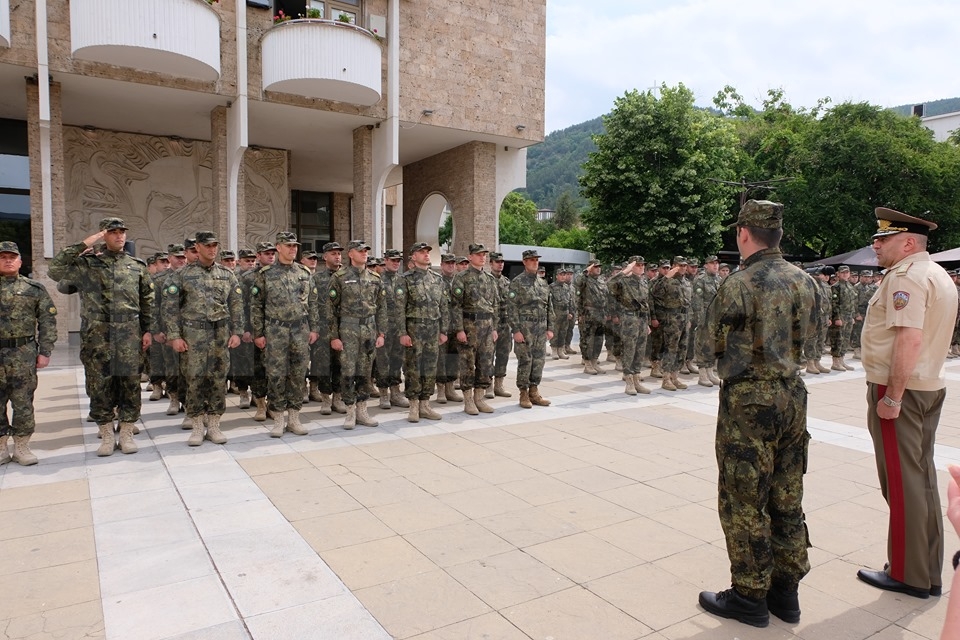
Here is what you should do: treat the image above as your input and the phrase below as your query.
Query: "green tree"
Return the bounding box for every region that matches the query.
[542,227,591,251]
[552,191,580,229]
[580,84,742,261]
[438,214,453,248]
[498,191,537,245]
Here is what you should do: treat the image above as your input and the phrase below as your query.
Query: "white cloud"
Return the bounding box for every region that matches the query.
[545,0,960,132]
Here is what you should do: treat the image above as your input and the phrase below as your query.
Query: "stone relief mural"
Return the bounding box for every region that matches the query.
[244,148,288,249]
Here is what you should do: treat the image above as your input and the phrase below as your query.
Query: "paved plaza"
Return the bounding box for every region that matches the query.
[2,346,959,640]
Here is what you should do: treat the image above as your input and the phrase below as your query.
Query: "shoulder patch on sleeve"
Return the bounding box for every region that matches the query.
[892,290,910,310]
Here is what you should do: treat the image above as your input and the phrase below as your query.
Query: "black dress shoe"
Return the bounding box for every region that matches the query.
[857,569,929,599]
[699,588,769,627]
[767,585,801,623]
[882,563,941,596]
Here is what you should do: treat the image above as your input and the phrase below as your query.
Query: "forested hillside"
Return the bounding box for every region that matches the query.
[521,117,603,209]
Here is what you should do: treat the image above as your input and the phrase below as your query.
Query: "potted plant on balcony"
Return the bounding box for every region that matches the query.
[273,10,292,24]
[306,8,321,18]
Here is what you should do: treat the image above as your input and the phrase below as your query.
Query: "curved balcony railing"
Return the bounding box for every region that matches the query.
[262,19,382,106]
[71,0,221,81]
[0,0,9,47]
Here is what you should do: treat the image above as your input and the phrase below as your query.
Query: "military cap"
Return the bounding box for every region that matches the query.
[489,251,504,261]
[659,259,671,268]
[346,240,371,251]
[586,259,601,268]
[861,270,873,276]
[384,248,402,259]
[719,263,730,269]
[98,217,128,231]
[167,243,186,257]
[704,255,719,263]
[276,231,300,245]
[146,255,156,265]
[322,241,343,253]
[456,256,469,264]
[255,241,276,253]
[468,243,489,254]
[154,252,169,261]
[821,265,835,276]
[365,256,377,266]
[0,241,21,255]
[687,258,699,267]
[522,249,541,260]
[195,231,219,245]
[441,253,456,263]
[730,199,783,229]
[557,265,571,274]
[409,241,432,253]
[184,237,197,250]
[300,250,318,260]
[238,249,256,259]
[627,255,645,264]
[837,265,850,273]
[873,207,937,239]
[673,255,688,265]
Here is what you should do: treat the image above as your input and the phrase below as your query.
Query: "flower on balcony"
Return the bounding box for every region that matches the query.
[306,8,321,18]
[273,10,292,23]
[371,28,384,43]
[336,14,353,23]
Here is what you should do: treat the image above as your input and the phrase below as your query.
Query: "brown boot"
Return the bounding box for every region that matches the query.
[187,415,205,446]
[650,361,663,378]
[12,435,38,466]
[0,435,10,465]
[166,392,180,416]
[286,409,308,435]
[583,359,598,375]
[332,393,347,414]
[118,422,138,454]
[841,357,855,371]
[444,382,463,403]
[378,388,391,410]
[474,388,495,413]
[419,398,441,420]
[558,346,569,360]
[816,359,831,374]
[484,386,495,400]
[624,376,637,396]
[805,360,820,375]
[366,382,380,398]
[552,346,560,360]
[390,385,410,408]
[239,390,251,409]
[462,389,479,415]
[528,385,551,406]
[149,384,163,401]
[593,359,607,374]
[356,402,379,427]
[206,414,227,444]
[494,376,512,397]
[633,374,651,394]
[309,380,324,402]
[697,369,713,387]
[270,412,286,438]
[318,393,332,415]
[435,382,448,404]
[831,357,845,371]
[566,344,579,354]
[661,376,677,391]
[707,367,722,385]
[96,423,115,456]
[519,388,533,409]
[686,360,699,374]
[407,398,420,423]
[672,373,688,390]
[253,397,267,421]
[343,405,356,430]
[853,347,862,360]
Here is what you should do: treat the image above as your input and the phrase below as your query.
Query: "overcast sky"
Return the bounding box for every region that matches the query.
[545,0,960,133]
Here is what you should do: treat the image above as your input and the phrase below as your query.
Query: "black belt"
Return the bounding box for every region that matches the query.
[462,312,493,320]
[95,313,139,323]
[183,319,229,330]
[0,336,34,348]
[266,318,307,328]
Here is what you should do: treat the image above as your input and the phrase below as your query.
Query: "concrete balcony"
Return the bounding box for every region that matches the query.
[0,0,9,47]
[70,0,221,81]
[262,20,382,106]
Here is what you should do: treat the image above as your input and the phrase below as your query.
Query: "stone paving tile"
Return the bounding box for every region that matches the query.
[502,586,652,640]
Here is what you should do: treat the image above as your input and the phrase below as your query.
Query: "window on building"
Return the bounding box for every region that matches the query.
[279,0,361,22]
[290,190,333,253]
[0,119,31,276]
[384,204,394,250]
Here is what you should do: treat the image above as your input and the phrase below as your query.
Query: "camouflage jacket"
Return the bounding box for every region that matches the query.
[491,272,511,329]
[310,265,339,340]
[327,265,387,341]
[608,272,649,316]
[549,280,575,321]
[380,269,403,330]
[506,271,553,334]
[650,273,685,320]
[251,262,319,337]
[574,272,608,320]
[450,266,501,332]
[830,280,857,320]
[604,272,624,317]
[817,279,832,320]
[161,261,244,341]
[856,283,877,317]
[692,273,721,321]
[49,243,154,336]
[0,275,57,356]
[396,267,448,334]
[706,248,818,381]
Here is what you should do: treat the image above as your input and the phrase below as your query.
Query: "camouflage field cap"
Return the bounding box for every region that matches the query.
[730,199,784,229]
[220,250,236,260]
[837,265,850,273]
[238,249,256,259]
[628,255,645,264]
[468,243,489,254]
[489,251,504,261]
[146,255,156,265]
[409,241,432,253]
[586,259,601,268]
[861,270,874,276]
[322,241,343,253]
[0,241,21,255]
[99,217,128,231]
[195,231,219,245]
[255,241,276,253]
[346,240,371,251]
[365,256,377,266]
[704,255,719,263]
[300,250,318,260]
[276,231,300,245]
[659,259,671,268]
[154,252,169,261]
[873,207,937,239]
[687,258,699,267]
[522,249,541,260]
[167,243,186,257]
[456,256,469,264]
[556,265,570,274]
[384,249,402,259]
[184,237,197,250]
[441,253,456,263]
[673,255,688,265]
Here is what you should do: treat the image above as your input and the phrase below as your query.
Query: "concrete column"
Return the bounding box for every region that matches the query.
[211,106,229,242]
[352,125,374,243]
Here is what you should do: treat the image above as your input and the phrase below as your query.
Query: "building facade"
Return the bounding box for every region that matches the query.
[0,0,545,336]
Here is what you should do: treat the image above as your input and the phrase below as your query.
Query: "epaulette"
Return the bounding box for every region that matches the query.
[260,265,272,273]
[895,263,913,276]
[24,277,47,291]
[130,256,147,266]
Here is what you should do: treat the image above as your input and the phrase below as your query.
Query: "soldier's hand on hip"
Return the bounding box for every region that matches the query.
[331,338,344,351]
[228,335,241,349]
[255,337,267,349]
[400,335,413,347]
[170,338,188,353]
[308,332,318,345]
[36,354,50,369]
[514,331,525,343]
[456,331,468,343]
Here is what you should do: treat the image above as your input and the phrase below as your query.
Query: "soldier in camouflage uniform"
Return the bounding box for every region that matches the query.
[229,248,257,409]
[241,242,277,421]
[681,258,699,374]
[488,251,513,398]
[506,249,553,408]
[375,248,409,410]
[549,266,575,360]
[0,242,56,466]
[829,265,857,371]
[162,231,244,446]
[812,266,834,374]
[146,251,170,401]
[450,243,501,415]
[647,260,671,377]
[309,242,346,414]
[49,217,154,456]
[700,200,817,628]
[604,265,624,369]
[396,242,448,422]
[802,267,828,375]
[607,257,652,395]
[574,259,609,375]
[693,256,723,387]
[154,244,187,415]
[560,269,578,355]
[851,270,876,359]
[252,232,319,437]
[328,240,387,429]
[650,256,689,391]
[435,254,463,404]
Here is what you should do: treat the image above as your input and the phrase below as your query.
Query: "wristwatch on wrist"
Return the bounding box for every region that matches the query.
[881,395,902,408]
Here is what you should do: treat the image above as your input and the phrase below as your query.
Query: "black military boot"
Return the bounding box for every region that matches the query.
[766,584,800,623]
[698,587,769,628]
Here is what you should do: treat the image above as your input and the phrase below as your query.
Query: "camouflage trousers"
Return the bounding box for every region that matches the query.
[403,319,441,400]
[816,315,830,359]
[687,315,698,361]
[310,336,341,395]
[694,313,716,368]
[513,320,547,389]
[851,318,865,349]
[179,324,231,417]
[0,342,39,437]
[550,314,571,351]
[648,323,663,362]
[458,316,495,390]
[658,310,685,374]
[493,325,512,378]
[829,318,855,356]
[563,314,575,349]
[230,341,255,392]
[263,319,311,412]
[619,313,648,375]
[436,332,459,384]
[82,321,143,424]
[162,343,181,396]
[579,314,605,361]
[716,377,811,598]
[604,319,622,358]
[147,341,165,384]
[375,329,404,388]
[338,318,377,406]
